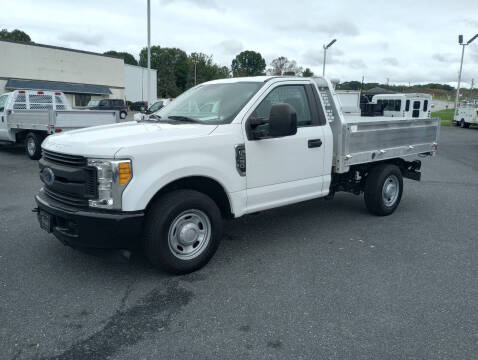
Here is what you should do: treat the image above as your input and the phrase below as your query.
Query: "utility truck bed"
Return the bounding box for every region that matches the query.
[314,78,439,173]
[334,116,439,171]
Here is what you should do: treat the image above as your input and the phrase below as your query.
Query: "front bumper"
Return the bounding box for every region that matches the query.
[35,189,144,249]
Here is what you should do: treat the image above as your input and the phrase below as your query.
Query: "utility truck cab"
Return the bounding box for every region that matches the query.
[371,93,432,118]
[34,76,439,274]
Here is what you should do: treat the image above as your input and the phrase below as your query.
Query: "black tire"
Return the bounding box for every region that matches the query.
[143,189,223,274]
[25,132,43,160]
[460,119,470,128]
[364,164,403,216]
[120,111,127,120]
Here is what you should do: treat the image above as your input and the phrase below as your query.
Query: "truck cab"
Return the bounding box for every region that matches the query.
[34,76,439,274]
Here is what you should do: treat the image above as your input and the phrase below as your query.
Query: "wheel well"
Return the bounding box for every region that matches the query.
[330,159,421,196]
[148,176,233,219]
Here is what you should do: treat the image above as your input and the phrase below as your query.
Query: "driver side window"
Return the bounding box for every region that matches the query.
[254,85,312,127]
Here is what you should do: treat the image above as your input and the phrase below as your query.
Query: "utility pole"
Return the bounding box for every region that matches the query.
[470,78,474,98]
[147,0,151,107]
[454,34,478,111]
[322,39,337,76]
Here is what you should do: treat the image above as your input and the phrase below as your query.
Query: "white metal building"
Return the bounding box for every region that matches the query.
[0,39,157,108]
[124,64,157,103]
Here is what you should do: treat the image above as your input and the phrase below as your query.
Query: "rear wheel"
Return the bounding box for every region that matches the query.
[25,132,43,160]
[143,189,223,274]
[120,111,127,119]
[364,164,403,216]
[460,119,470,128]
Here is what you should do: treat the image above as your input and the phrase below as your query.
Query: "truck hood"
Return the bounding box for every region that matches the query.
[42,121,218,157]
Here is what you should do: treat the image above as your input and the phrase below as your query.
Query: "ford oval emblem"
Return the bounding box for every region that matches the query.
[41,167,55,186]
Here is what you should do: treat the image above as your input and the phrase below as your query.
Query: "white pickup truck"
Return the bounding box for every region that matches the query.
[34,76,440,274]
[0,90,120,159]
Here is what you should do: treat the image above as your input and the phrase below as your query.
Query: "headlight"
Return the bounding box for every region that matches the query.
[87,159,132,210]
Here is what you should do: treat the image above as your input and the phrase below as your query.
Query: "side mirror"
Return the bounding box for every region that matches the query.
[268,103,297,137]
[247,103,297,140]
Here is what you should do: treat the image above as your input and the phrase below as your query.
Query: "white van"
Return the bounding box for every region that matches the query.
[371,93,432,118]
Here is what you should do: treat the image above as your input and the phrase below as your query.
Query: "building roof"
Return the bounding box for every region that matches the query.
[6,79,112,95]
[0,38,122,60]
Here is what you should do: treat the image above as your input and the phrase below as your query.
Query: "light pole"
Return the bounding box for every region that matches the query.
[193,60,198,85]
[454,34,478,112]
[322,39,337,76]
[147,0,151,107]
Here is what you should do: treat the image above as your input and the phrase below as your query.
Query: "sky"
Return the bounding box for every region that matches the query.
[2,0,478,87]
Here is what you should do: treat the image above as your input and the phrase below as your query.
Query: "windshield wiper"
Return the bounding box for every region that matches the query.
[167,115,200,123]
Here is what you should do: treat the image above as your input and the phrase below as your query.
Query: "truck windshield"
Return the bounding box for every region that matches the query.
[155,82,263,124]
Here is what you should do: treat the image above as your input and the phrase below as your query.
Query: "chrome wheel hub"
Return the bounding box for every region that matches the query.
[382,175,399,207]
[27,138,36,155]
[168,209,211,260]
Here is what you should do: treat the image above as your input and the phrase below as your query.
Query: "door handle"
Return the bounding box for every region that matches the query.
[308,139,322,148]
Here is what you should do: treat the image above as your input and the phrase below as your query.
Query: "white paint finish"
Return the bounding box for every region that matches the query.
[0,41,124,88]
[454,104,478,124]
[116,123,245,211]
[124,64,157,103]
[244,126,328,210]
[245,177,327,213]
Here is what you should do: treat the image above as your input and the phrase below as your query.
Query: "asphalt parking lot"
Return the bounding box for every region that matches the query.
[0,126,477,360]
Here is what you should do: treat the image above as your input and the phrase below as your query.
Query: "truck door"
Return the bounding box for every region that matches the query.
[243,82,329,212]
[0,94,9,141]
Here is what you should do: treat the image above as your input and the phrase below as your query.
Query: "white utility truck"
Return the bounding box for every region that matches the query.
[453,101,478,128]
[0,90,120,159]
[34,76,440,274]
[371,93,432,118]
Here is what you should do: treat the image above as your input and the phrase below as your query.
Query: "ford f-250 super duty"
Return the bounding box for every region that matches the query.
[34,76,440,274]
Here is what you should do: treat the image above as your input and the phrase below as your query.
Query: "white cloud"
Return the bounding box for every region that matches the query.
[2,0,478,85]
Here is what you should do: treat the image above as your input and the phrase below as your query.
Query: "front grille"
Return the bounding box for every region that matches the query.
[40,150,97,208]
[42,150,87,167]
[44,187,89,208]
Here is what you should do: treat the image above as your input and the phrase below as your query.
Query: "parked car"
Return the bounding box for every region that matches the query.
[130,101,148,112]
[86,99,100,108]
[88,98,127,119]
[34,76,439,274]
[133,99,173,121]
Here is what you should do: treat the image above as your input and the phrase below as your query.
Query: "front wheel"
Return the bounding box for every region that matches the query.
[364,164,403,216]
[143,189,223,274]
[25,132,43,160]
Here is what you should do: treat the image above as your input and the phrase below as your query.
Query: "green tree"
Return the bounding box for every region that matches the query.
[0,28,31,42]
[187,52,230,87]
[302,68,314,77]
[231,50,266,77]
[268,56,303,76]
[103,51,138,65]
[139,46,189,98]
